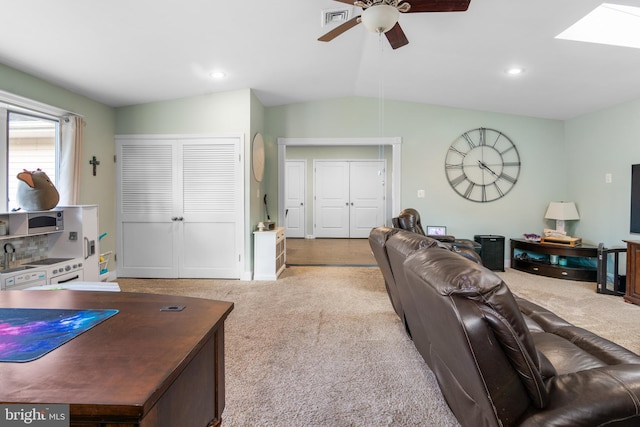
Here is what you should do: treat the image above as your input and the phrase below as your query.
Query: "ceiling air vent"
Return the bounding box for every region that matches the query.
[321,8,353,27]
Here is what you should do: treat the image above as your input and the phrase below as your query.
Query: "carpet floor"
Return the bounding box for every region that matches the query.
[117,267,458,426]
[115,265,640,426]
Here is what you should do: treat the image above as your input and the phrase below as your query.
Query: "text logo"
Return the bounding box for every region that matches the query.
[0,404,69,426]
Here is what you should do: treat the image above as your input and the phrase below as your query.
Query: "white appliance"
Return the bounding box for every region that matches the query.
[27,210,64,234]
[25,257,84,285]
[0,267,47,290]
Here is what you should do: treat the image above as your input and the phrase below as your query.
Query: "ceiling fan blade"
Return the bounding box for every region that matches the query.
[385,23,409,50]
[331,0,356,4]
[318,16,361,42]
[402,0,471,13]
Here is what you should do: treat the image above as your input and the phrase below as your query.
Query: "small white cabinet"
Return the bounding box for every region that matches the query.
[253,227,286,280]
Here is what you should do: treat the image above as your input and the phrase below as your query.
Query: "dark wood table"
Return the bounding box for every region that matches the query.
[0,290,234,427]
[510,238,598,281]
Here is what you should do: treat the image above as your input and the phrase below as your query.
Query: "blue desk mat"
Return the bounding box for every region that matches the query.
[0,308,118,362]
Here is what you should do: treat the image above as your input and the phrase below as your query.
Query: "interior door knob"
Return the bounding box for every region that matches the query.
[171,217,178,221]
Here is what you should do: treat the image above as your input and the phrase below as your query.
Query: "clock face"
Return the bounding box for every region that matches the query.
[445,128,521,203]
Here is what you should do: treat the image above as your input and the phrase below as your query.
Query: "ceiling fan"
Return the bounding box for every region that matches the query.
[318,0,471,49]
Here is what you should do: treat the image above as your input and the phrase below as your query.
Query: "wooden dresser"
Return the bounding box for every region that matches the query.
[624,240,640,305]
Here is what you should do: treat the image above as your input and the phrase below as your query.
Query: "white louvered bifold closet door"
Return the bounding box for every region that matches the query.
[116,135,243,279]
[178,139,241,278]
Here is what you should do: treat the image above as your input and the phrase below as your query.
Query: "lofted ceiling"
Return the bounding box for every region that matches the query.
[1,0,639,120]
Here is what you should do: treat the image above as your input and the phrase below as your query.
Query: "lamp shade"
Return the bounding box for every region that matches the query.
[544,202,580,220]
[361,4,399,34]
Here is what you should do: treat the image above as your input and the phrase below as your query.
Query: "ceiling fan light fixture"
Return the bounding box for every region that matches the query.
[209,71,226,79]
[361,4,399,33]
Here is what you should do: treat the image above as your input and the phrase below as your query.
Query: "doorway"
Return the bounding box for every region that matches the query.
[278,137,401,231]
[278,138,401,265]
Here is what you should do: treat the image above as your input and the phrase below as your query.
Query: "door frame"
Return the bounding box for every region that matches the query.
[277,137,401,232]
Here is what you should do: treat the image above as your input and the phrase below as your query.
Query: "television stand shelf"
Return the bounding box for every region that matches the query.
[510,238,598,281]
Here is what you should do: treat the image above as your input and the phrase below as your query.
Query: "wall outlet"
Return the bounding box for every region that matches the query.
[69,231,78,241]
[605,173,612,183]
[417,189,425,198]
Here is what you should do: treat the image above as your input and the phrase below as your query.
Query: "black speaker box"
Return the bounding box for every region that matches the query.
[474,235,505,271]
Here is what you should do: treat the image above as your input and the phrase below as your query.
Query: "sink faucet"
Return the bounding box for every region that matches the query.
[3,242,15,270]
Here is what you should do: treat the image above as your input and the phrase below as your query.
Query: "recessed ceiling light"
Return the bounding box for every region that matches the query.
[556,3,640,49]
[209,71,226,79]
[506,67,524,76]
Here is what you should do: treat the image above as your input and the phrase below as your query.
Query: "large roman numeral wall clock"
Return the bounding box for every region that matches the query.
[445,127,521,203]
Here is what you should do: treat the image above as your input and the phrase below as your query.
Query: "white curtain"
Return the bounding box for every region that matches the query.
[58,115,84,205]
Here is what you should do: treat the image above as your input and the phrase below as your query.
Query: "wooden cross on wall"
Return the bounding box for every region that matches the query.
[89,156,100,176]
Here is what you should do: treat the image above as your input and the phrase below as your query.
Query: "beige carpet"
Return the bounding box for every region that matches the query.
[116,266,640,426]
[117,267,458,426]
[286,238,376,266]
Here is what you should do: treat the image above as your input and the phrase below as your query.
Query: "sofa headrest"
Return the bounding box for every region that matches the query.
[386,229,446,257]
[404,248,549,408]
[369,226,401,250]
[396,208,426,235]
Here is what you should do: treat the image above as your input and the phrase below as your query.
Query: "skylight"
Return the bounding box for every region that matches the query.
[556,3,640,49]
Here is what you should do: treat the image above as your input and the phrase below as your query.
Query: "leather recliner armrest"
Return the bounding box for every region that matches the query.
[428,234,456,243]
[521,365,640,426]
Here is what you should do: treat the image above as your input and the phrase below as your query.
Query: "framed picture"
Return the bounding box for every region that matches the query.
[427,226,447,236]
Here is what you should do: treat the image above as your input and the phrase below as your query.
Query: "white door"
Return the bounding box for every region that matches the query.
[179,138,242,278]
[117,139,178,278]
[116,136,243,279]
[314,160,385,238]
[314,161,350,238]
[285,160,306,238]
[349,161,385,238]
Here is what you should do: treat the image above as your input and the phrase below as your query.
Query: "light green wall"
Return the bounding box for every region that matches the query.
[266,97,566,252]
[565,98,640,248]
[0,63,117,260]
[249,90,266,269]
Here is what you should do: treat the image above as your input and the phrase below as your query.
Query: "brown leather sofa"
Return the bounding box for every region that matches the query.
[369,226,481,339]
[392,208,482,256]
[369,227,640,427]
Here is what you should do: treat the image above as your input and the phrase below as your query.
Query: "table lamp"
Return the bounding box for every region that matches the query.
[544,202,580,234]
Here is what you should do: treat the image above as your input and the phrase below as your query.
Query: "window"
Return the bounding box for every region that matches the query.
[0,90,78,211]
[6,111,59,211]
